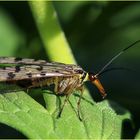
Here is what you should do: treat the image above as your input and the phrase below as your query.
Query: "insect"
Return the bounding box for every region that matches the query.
[0,40,139,120]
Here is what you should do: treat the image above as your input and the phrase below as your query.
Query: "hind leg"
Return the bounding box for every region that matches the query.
[76,86,84,121]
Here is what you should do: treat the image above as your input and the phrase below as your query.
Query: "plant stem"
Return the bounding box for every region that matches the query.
[30,1,76,64]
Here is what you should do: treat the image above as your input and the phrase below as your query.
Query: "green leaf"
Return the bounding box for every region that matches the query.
[0,90,131,139]
[0,91,57,138]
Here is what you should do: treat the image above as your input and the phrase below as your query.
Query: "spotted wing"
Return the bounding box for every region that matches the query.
[0,61,84,82]
[0,57,48,65]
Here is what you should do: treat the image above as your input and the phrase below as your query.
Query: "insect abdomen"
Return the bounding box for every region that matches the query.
[17,77,72,94]
[28,76,82,95]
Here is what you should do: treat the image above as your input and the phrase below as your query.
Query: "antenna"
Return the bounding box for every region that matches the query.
[98,67,136,76]
[96,40,140,76]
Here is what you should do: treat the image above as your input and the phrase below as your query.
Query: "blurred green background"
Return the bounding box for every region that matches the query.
[0,1,140,138]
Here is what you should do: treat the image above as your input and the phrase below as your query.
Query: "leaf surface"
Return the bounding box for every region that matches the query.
[0,90,131,139]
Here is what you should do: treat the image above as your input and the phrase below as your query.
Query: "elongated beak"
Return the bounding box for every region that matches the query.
[92,78,107,98]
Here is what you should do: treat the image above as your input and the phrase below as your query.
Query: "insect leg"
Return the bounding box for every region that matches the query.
[77,86,84,121]
[57,93,71,118]
[54,77,59,93]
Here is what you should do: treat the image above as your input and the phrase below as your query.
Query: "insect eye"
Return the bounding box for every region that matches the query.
[88,73,97,81]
